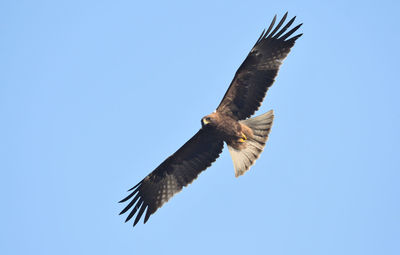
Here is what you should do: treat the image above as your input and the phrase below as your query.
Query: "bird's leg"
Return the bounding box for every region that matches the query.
[238,132,247,143]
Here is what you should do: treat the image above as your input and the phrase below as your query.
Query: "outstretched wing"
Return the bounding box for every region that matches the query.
[119,127,224,227]
[217,12,302,120]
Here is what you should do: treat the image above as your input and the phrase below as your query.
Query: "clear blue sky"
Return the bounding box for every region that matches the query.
[1,1,399,254]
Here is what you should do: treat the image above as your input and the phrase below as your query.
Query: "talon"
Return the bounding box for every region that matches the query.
[238,133,247,143]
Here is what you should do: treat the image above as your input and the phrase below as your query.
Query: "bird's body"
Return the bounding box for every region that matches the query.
[202,112,253,150]
[119,12,303,227]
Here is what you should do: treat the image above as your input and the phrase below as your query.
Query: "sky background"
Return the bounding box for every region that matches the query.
[1,0,400,254]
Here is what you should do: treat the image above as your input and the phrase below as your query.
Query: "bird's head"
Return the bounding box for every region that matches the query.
[201,112,218,127]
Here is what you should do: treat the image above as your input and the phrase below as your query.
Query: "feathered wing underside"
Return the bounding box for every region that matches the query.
[119,128,224,226]
[228,110,274,177]
[217,12,302,120]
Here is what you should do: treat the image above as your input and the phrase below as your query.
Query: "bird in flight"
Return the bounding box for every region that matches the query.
[119,12,302,227]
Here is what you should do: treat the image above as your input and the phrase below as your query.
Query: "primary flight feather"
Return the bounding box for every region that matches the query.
[119,12,302,227]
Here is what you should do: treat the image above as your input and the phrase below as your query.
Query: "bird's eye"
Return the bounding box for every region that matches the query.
[206,117,211,121]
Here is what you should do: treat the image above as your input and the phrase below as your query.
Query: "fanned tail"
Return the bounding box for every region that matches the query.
[227,110,274,177]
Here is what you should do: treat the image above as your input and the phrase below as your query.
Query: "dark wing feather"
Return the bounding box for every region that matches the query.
[217,12,303,120]
[119,127,224,227]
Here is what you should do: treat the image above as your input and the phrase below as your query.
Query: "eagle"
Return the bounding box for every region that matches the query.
[119,12,302,227]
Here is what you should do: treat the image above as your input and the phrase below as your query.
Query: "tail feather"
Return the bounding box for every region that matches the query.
[227,110,274,177]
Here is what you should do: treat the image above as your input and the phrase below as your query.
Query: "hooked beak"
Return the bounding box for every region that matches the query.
[202,118,210,127]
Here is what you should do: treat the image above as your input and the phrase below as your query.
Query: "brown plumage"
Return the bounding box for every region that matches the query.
[119,12,302,227]
[201,111,253,150]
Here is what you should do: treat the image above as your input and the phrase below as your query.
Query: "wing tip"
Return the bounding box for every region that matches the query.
[255,12,302,46]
